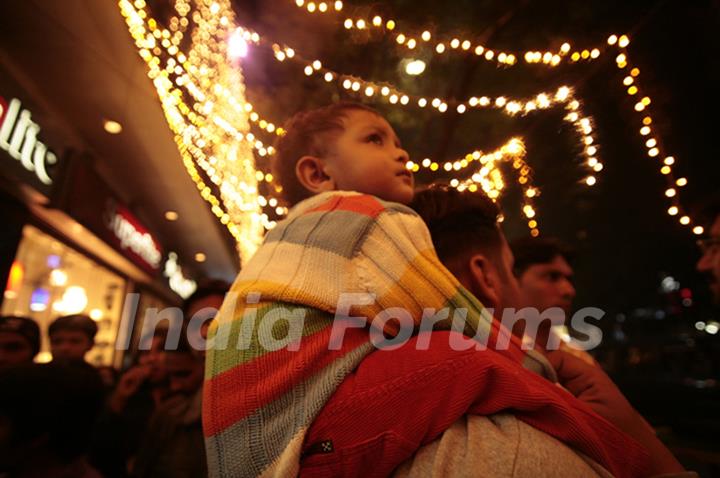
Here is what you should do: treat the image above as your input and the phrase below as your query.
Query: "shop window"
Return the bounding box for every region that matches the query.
[2,225,127,366]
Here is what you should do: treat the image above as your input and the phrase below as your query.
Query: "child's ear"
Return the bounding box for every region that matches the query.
[467,254,501,310]
[295,156,336,194]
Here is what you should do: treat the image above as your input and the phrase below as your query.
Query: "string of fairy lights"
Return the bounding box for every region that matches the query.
[222,92,541,231]
[117,0,555,243]
[119,0,268,261]
[177,62,542,227]
[234,25,601,183]
[293,0,623,68]
[406,137,544,236]
[118,0,702,264]
[289,0,703,235]
[228,49,553,234]
[233,23,599,234]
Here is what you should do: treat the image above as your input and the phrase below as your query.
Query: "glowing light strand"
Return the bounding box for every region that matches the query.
[119,0,269,261]
[294,0,621,68]
[294,1,700,231]
[236,26,601,185]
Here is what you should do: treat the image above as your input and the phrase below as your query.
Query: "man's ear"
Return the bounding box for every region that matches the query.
[295,156,335,195]
[467,254,501,310]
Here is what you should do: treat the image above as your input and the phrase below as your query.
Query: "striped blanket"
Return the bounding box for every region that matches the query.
[202,191,567,477]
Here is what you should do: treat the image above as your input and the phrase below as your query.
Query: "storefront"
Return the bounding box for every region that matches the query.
[3,224,129,365]
[0,77,193,368]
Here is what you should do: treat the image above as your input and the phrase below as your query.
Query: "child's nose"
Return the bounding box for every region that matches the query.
[395,147,409,163]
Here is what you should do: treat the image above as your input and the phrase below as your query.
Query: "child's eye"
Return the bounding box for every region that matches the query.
[366,133,383,145]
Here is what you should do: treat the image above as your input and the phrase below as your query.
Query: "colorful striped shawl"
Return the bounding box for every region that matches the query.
[203,191,557,477]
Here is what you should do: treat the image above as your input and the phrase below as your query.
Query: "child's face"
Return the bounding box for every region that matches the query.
[324,110,414,204]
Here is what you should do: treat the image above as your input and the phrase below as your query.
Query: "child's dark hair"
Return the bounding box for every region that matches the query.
[271,102,380,206]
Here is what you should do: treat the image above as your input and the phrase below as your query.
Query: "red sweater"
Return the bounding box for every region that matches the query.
[301,331,652,478]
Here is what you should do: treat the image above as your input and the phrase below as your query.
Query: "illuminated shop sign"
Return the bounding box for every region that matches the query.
[164,252,197,299]
[104,200,163,271]
[0,95,58,185]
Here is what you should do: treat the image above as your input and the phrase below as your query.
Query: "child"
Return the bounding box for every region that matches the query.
[49,314,97,364]
[202,103,656,478]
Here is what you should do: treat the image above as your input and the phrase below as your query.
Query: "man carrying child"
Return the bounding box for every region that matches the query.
[202,103,687,478]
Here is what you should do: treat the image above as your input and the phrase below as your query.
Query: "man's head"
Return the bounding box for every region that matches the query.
[411,185,522,313]
[272,102,413,207]
[510,237,576,315]
[0,317,40,368]
[137,328,169,385]
[696,198,720,304]
[183,279,230,349]
[48,315,97,363]
[165,336,204,397]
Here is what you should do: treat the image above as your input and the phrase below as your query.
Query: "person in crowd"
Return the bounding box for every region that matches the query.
[0,361,104,477]
[130,280,228,477]
[407,184,686,476]
[132,332,206,478]
[203,102,684,477]
[48,313,98,363]
[697,198,720,304]
[511,236,576,317]
[183,279,230,357]
[509,236,594,362]
[0,315,40,368]
[90,327,170,478]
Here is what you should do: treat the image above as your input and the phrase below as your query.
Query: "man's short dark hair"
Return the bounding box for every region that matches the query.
[510,237,573,276]
[48,314,98,342]
[0,316,41,357]
[411,184,503,269]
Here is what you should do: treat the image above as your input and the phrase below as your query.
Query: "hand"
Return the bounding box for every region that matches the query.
[108,365,151,413]
[546,350,685,474]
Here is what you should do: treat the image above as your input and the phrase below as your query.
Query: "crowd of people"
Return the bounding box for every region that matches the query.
[1,101,719,477]
[0,282,228,478]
